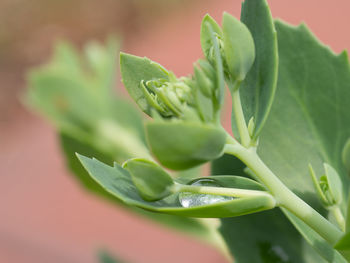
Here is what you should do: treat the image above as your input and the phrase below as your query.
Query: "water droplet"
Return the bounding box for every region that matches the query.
[179,178,234,208]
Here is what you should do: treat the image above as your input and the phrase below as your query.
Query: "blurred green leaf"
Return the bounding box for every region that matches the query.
[26,38,217,243]
[98,250,126,263]
[27,38,148,163]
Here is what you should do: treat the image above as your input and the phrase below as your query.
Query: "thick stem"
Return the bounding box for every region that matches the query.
[232,90,251,147]
[177,183,275,200]
[330,206,346,232]
[225,143,343,245]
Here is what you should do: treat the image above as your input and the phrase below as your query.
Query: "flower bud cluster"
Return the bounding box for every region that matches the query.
[140,59,221,123]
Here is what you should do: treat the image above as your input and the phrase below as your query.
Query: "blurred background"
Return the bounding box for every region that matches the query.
[0,0,349,262]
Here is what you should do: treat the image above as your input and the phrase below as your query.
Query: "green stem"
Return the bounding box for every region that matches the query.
[330,206,346,232]
[232,90,250,147]
[177,183,275,200]
[225,143,343,245]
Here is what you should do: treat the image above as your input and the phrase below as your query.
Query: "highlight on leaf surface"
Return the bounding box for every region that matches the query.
[122,158,174,201]
[145,121,226,170]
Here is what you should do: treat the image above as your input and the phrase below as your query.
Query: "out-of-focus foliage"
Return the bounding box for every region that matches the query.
[25,37,225,256]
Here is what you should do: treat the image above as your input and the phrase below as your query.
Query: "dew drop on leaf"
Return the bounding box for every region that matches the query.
[179,178,234,208]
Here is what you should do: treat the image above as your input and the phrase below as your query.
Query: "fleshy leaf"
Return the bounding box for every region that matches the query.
[200,14,223,59]
[222,12,255,84]
[122,158,174,201]
[78,154,276,218]
[239,0,278,139]
[145,121,226,170]
[120,52,170,114]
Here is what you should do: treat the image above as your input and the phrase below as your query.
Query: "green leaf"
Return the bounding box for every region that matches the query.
[284,210,347,263]
[342,138,350,174]
[255,21,350,262]
[211,157,327,263]
[61,131,216,240]
[122,158,174,201]
[324,163,343,205]
[120,52,170,114]
[239,0,278,139]
[212,19,350,262]
[262,20,350,206]
[220,210,327,263]
[78,154,275,218]
[145,121,226,170]
[200,14,223,59]
[334,233,350,261]
[222,12,255,83]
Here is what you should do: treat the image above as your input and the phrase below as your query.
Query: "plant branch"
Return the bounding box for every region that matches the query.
[225,143,343,245]
[232,89,251,147]
[330,206,346,232]
[176,183,275,200]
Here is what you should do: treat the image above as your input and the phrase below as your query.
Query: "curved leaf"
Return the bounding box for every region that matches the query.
[120,52,170,114]
[222,12,255,83]
[78,154,276,218]
[123,158,174,201]
[200,14,223,59]
[145,121,227,170]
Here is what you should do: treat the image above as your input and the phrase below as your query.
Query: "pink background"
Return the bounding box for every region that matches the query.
[1,0,349,262]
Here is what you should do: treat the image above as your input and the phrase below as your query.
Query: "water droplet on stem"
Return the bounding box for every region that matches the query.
[179,178,234,208]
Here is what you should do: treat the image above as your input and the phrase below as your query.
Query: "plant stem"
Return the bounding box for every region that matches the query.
[232,90,251,147]
[225,143,343,245]
[177,183,275,200]
[330,206,346,232]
